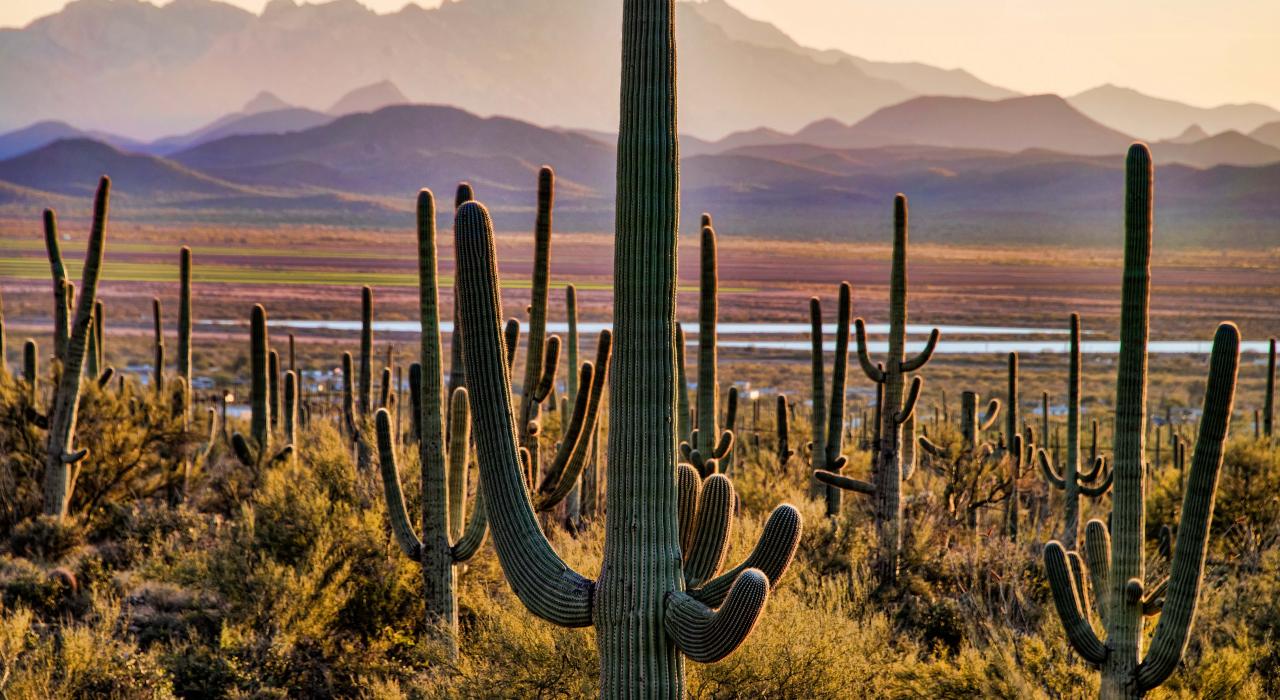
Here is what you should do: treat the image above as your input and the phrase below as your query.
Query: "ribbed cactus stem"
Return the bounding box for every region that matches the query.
[43,209,69,362]
[518,166,555,447]
[694,223,721,470]
[342,351,356,439]
[152,298,165,393]
[359,285,373,417]
[178,247,192,407]
[776,394,793,467]
[268,350,281,431]
[1005,352,1019,446]
[808,297,826,498]
[42,177,109,518]
[282,370,297,449]
[93,300,104,377]
[249,304,270,452]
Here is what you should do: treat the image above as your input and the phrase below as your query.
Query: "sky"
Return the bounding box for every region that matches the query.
[4,0,1278,109]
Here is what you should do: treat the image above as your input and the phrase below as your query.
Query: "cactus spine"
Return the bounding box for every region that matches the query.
[816,195,938,584]
[1043,144,1240,699]
[808,285,852,516]
[452,5,801,692]
[42,178,110,518]
[1038,313,1113,550]
[374,190,488,657]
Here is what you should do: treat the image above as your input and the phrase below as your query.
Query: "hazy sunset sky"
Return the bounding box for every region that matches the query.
[5,0,1277,109]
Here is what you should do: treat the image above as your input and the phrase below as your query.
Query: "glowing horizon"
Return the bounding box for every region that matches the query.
[3,0,1277,111]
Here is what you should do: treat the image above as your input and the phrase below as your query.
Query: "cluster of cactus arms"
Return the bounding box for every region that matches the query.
[37,178,111,519]
[1038,313,1114,550]
[920,391,1005,528]
[516,168,561,462]
[230,304,292,471]
[1266,338,1275,439]
[680,223,737,476]
[450,2,802,693]
[374,189,489,657]
[816,195,938,584]
[561,283,586,523]
[807,284,852,516]
[1044,144,1240,699]
[776,395,794,468]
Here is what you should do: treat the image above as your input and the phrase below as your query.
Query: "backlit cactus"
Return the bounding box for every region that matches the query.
[816,194,938,584]
[776,395,794,468]
[1043,144,1239,699]
[1038,313,1113,550]
[681,224,735,476]
[516,167,560,466]
[807,284,852,516]
[231,304,291,470]
[450,4,801,691]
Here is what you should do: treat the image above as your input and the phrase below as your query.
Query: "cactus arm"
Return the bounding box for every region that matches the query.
[1137,323,1238,692]
[374,409,424,559]
[979,399,1002,432]
[677,463,701,554]
[1080,456,1106,482]
[1141,576,1168,616]
[894,376,922,424]
[683,474,734,588]
[853,318,886,384]
[1044,542,1109,664]
[690,504,801,607]
[708,429,735,464]
[231,432,257,468]
[1038,448,1067,489]
[535,331,612,510]
[814,470,875,494]
[1084,519,1111,619]
[503,319,520,371]
[900,328,939,372]
[918,435,947,458]
[1078,468,1114,497]
[43,209,70,360]
[665,569,769,663]
[531,335,561,403]
[450,484,488,562]
[1066,551,1092,622]
[454,201,593,628]
[535,362,595,509]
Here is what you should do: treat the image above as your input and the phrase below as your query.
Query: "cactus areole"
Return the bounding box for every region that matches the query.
[453,2,801,696]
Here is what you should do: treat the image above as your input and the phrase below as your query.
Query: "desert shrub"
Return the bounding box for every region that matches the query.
[8,514,84,562]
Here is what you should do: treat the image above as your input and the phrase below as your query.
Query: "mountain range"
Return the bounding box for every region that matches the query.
[3,0,1278,144]
[2,102,1277,248]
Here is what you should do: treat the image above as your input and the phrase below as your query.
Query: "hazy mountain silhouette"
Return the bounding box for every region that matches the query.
[0,121,145,160]
[1069,84,1280,141]
[1168,125,1210,144]
[0,0,1012,139]
[147,108,333,155]
[1250,122,1280,149]
[328,80,410,116]
[1152,131,1280,168]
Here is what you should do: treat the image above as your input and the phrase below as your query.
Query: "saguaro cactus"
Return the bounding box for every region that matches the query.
[1043,144,1240,699]
[178,247,192,408]
[152,298,165,393]
[920,391,1003,527]
[41,178,111,518]
[231,305,291,469]
[451,5,800,692]
[517,167,560,456]
[816,195,938,584]
[807,285,852,516]
[681,224,735,476]
[1265,337,1275,439]
[43,210,70,362]
[1038,313,1113,550]
[776,395,794,468]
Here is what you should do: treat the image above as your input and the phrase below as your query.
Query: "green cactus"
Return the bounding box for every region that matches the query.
[342,351,357,441]
[816,194,938,583]
[43,209,70,362]
[680,223,736,477]
[920,390,1003,528]
[1005,352,1018,447]
[374,189,488,657]
[151,298,165,393]
[517,167,560,463]
[563,282,583,524]
[676,322,692,441]
[807,285,852,516]
[1038,313,1114,550]
[231,304,290,470]
[41,178,110,519]
[776,395,794,468]
[449,7,800,689]
[1265,337,1275,439]
[281,369,296,448]
[446,181,475,439]
[178,247,192,405]
[360,285,374,417]
[1043,144,1240,699]
[23,339,38,401]
[269,350,281,432]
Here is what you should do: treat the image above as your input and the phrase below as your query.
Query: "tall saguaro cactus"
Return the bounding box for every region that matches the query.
[816,195,938,584]
[231,304,291,470]
[42,177,111,519]
[452,4,801,693]
[43,209,70,362]
[517,167,560,454]
[1038,313,1113,550]
[807,285,852,516]
[374,189,488,657]
[1265,337,1275,439]
[1043,144,1240,699]
[682,224,735,476]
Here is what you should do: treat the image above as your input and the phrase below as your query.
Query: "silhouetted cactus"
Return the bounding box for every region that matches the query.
[1038,313,1113,550]
[450,7,800,690]
[807,285,852,516]
[776,395,794,468]
[178,247,192,407]
[816,195,938,584]
[1043,144,1240,698]
[41,178,110,519]
[231,304,290,470]
[1265,337,1275,439]
[43,209,70,361]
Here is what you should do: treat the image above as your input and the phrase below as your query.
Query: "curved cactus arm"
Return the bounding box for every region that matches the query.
[451,488,488,563]
[531,335,561,403]
[503,319,521,371]
[535,362,595,510]
[901,328,939,372]
[1038,448,1067,489]
[1137,323,1238,693]
[375,409,424,559]
[1066,551,1092,622]
[814,470,875,495]
[1083,519,1111,619]
[708,428,735,464]
[1080,456,1106,482]
[684,474,734,589]
[918,435,947,458]
[454,200,594,628]
[231,432,257,468]
[96,367,115,388]
[691,504,801,607]
[722,386,738,433]
[894,376,922,424]
[854,318,886,384]
[678,463,702,554]
[1141,575,1168,616]
[535,331,612,510]
[666,569,769,663]
[1078,468,1114,497]
[1044,541,1108,664]
[268,445,293,465]
[979,399,1002,432]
